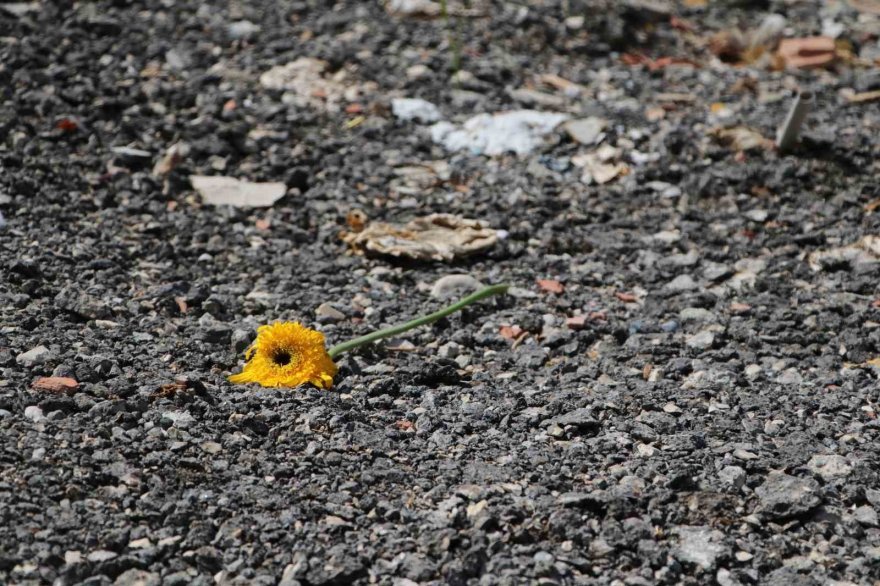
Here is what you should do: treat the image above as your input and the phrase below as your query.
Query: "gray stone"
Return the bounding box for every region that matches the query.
[231,329,252,352]
[679,308,715,323]
[853,505,878,527]
[702,262,733,282]
[16,345,53,367]
[113,569,161,586]
[777,368,803,385]
[719,466,746,490]
[315,302,346,322]
[756,471,821,519]
[665,274,698,292]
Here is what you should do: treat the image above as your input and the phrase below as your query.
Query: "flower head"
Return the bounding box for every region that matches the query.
[228,322,337,389]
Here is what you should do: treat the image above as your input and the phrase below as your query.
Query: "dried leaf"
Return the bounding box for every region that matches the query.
[346,209,368,232]
[191,176,286,208]
[341,214,497,261]
[710,126,772,152]
[56,118,79,132]
[152,377,207,399]
[537,279,565,294]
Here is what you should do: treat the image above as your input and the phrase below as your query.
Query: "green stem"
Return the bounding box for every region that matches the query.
[328,284,509,359]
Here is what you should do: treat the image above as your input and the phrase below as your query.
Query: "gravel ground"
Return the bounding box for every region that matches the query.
[2,1,880,585]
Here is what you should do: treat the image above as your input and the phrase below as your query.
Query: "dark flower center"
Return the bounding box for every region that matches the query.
[272,350,292,366]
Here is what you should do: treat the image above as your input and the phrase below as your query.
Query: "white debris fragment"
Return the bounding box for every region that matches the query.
[190,176,286,208]
[431,110,569,156]
[571,144,629,185]
[260,57,375,113]
[391,98,442,123]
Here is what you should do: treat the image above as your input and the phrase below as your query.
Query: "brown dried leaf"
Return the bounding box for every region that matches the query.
[710,126,772,152]
[341,213,497,261]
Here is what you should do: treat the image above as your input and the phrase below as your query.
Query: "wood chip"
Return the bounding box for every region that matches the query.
[777,37,835,69]
[842,89,880,104]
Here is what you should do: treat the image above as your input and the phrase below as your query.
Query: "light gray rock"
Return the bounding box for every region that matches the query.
[562,117,607,145]
[680,308,716,323]
[665,274,698,292]
[24,406,45,422]
[673,526,729,570]
[227,20,260,40]
[391,98,441,123]
[853,505,878,527]
[16,345,53,367]
[113,569,161,586]
[687,330,715,350]
[87,550,118,562]
[719,466,746,490]
[315,302,346,322]
[807,454,852,481]
[161,411,195,429]
[430,274,484,300]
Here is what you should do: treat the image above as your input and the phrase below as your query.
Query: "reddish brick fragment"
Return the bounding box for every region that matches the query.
[32,377,79,394]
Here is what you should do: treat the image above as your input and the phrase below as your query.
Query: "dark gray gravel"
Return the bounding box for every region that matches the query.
[2,0,880,585]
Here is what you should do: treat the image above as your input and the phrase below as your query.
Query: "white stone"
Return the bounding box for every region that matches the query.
[807,454,852,480]
[391,98,441,123]
[431,110,569,156]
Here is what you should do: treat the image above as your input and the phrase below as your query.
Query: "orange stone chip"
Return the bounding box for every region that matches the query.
[499,325,524,340]
[537,279,565,294]
[566,316,588,330]
[32,377,79,394]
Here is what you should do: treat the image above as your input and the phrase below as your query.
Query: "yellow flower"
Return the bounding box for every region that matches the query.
[228,322,337,389]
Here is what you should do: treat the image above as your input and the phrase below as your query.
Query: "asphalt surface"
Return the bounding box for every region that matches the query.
[2,1,880,585]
